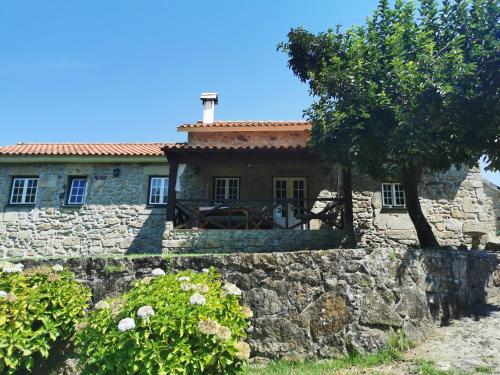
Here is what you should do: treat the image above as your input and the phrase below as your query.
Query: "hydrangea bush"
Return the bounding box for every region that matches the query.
[0,262,91,374]
[75,268,252,375]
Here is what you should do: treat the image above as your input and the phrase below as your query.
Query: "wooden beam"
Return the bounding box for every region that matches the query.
[173,150,319,164]
[166,152,179,221]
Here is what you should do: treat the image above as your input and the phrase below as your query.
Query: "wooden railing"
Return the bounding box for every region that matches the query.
[172,198,345,230]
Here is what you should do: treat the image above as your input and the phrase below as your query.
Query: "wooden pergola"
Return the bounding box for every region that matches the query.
[162,144,353,230]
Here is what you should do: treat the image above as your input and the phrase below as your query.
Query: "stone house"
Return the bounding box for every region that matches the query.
[484,180,500,236]
[0,94,496,258]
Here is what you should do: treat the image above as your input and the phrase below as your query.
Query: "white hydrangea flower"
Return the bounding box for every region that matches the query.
[0,291,7,298]
[95,300,111,310]
[216,325,232,341]
[234,341,251,360]
[2,263,24,273]
[137,305,155,320]
[202,268,210,273]
[198,318,220,335]
[52,264,64,272]
[194,284,209,293]
[118,318,136,332]
[189,293,206,306]
[223,282,242,296]
[181,282,196,291]
[242,306,253,318]
[177,276,190,282]
[151,268,165,277]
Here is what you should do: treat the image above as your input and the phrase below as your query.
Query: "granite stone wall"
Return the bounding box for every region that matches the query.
[188,130,309,148]
[17,248,500,359]
[352,167,495,248]
[0,162,168,258]
[483,180,500,240]
[162,228,351,253]
[0,161,496,258]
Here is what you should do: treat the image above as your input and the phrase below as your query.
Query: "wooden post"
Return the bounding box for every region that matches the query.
[166,152,179,222]
[342,167,354,231]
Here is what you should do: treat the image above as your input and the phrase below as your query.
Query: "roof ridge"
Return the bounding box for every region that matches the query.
[209,120,309,123]
[12,142,167,146]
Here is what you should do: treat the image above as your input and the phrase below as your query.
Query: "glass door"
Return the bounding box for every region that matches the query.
[273,177,307,229]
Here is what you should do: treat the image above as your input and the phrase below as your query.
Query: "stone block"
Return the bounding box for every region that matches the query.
[360,291,403,327]
[18,231,32,241]
[445,219,462,232]
[434,223,445,232]
[32,240,46,248]
[105,217,121,226]
[373,214,413,231]
[462,199,481,213]
[2,212,19,222]
[62,237,81,247]
[102,239,116,247]
[38,223,53,231]
[387,230,416,240]
[6,248,25,258]
[429,214,444,223]
[462,221,488,235]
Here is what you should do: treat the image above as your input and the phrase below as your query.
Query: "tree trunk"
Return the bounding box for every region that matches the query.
[400,166,440,248]
[341,167,356,246]
[342,168,354,232]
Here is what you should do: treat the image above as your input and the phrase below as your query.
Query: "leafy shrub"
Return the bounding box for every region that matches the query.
[0,262,91,374]
[75,268,252,375]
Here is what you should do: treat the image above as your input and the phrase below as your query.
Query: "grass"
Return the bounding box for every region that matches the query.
[247,331,413,375]
[413,360,493,375]
[103,264,127,273]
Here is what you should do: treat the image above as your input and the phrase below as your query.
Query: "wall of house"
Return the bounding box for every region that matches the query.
[188,130,309,148]
[0,162,169,258]
[352,167,495,248]
[175,163,495,250]
[483,180,500,242]
[178,161,339,202]
[0,161,495,258]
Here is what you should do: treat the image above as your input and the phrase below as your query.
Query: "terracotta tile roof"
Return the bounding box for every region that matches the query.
[178,121,311,130]
[162,143,308,152]
[0,143,165,156]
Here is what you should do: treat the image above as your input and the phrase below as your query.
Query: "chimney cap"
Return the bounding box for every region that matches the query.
[200,92,218,104]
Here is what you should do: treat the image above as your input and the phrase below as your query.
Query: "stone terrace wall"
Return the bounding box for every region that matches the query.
[0,162,168,258]
[19,248,500,359]
[353,167,495,248]
[162,228,351,253]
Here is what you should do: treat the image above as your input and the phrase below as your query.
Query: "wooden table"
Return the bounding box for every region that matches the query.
[196,206,250,229]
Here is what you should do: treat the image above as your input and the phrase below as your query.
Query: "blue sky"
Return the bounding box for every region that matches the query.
[0,0,498,184]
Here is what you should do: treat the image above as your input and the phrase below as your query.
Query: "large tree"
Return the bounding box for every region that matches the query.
[280,0,499,247]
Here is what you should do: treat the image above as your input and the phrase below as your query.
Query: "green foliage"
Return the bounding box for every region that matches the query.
[103,263,127,274]
[280,0,499,175]
[279,0,499,247]
[0,263,91,374]
[75,268,252,375]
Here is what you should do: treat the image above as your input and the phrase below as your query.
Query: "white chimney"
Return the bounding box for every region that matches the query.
[200,92,218,124]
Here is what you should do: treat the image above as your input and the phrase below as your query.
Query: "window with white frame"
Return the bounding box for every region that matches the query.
[10,177,39,205]
[382,183,406,208]
[67,177,87,205]
[214,177,240,201]
[148,176,169,205]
